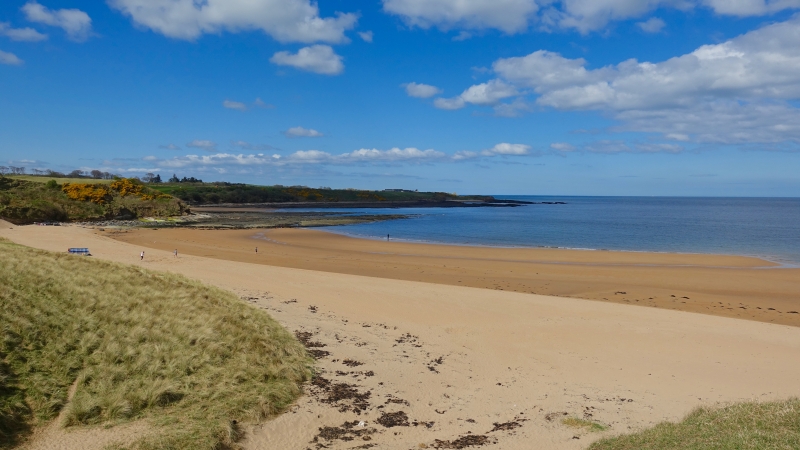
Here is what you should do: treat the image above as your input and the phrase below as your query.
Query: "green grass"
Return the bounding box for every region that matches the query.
[588,399,800,450]
[5,175,114,185]
[0,239,313,449]
[562,417,608,432]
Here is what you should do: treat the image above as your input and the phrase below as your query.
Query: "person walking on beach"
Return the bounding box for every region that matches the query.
[387,234,390,241]
[255,247,258,253]
[174,249,178,258]
[140,251,144,260]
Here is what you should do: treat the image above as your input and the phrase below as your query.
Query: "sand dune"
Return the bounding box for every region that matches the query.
[2,223,800,449]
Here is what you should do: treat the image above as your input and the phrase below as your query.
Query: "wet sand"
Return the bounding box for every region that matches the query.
[109,227,800,327]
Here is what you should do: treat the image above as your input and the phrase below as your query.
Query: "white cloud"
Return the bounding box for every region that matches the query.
[108,0,357,43]
[384,1,800,35]
[434,79,517,110]
[253,98,275,108]
[159,143,181,150]
[701,0,800,16]
[358,30,373,42]
[403,82,442,98]
[0,22,48,42]
[483,143,531,155]
[186,139,218,151]
[433,97,466,110]
[637,17,666,33]
[339,147,447,162]
[223,99,248,111]
[550,142,576,151]
[443,15,800,146]
[284,126,324,138]
[452,31,472,41]
[270,45,344,75]
[231,140,275,150]
[383,0,538,33]
[0,50,23,65]
[22,2,92,42]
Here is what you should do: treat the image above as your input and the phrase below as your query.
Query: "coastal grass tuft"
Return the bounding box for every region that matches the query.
[588,399,800,450]
[0,238,313,449]
[562,417,608,432]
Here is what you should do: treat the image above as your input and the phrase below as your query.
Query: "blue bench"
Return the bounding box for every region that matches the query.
[68,248,91,256]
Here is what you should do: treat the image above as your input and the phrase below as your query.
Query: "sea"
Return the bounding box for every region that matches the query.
[289,196,800,266]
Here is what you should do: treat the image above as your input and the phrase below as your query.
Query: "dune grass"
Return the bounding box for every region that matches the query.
[0,238,313,449]
[562,417,608,432]
[588,399,800,450]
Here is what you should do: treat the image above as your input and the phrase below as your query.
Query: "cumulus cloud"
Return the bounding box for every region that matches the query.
[284,126,324,138]
[383,0,538,33]
[440,15,800,147]
[22,2,92,42]
[108,0,357,43]
[434,79,517,110]
[110,142,534,172]
[484,143,531,155]
[403,82,442,98]
[186,139,217,151]
[0,22,48,41]
[159,143,181,150]
[270,45,344,75]
[223,99,248,111]
[550,142,576,152]
[0,50,23,65]
[384,0,800,35]
[637,17,666,33]
[358,30,373,42]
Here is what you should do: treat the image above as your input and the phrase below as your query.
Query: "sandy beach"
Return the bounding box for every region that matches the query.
[110,227,800,327]
[3,222,800,449]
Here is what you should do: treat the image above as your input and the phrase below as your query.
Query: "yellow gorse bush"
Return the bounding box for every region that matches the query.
[62,179,170,204]
[61,183,112,204]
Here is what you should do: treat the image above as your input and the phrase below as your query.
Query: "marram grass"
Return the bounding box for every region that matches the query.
[589,398,800,450]
[0,239,312,449]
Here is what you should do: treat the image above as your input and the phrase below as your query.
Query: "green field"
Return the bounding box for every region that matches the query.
[589,399,800,450]
[0,239,312,449]
[4,175,115,185]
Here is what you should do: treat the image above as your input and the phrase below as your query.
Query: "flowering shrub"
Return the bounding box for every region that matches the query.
[62,179,169,204]
[62,183,112,204]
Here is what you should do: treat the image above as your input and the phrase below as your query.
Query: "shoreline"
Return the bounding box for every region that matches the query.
[105,226,800,328]
[320,227,798,268]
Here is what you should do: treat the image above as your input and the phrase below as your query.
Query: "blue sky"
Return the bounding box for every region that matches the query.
[1,0,800,196]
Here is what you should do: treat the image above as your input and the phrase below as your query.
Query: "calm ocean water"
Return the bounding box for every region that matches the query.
[292,196,800,265]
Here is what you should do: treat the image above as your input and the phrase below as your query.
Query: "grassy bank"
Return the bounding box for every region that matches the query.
[589,399,800,450]
[0,239,312,449]
[150,182,490,205]
[0,177,186,224]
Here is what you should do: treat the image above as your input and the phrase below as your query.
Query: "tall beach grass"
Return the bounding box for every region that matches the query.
[0,238,312,449]
[589,399,800,450]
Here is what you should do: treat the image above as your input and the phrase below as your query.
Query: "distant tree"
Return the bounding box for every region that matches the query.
[0,166,8,175]
[150,174,162,183]
[180,176,202,183]
[68,170,83,178]
[102,171,112,179]
[169,174,180,183]
[142,173,154,183]
[90,169,103,179]
[46,169,66,178]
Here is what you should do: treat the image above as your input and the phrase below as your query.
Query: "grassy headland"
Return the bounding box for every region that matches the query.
[0,176,186,224]
[150,182,497,206]
[589,399,800,450]
[0,239,312,449]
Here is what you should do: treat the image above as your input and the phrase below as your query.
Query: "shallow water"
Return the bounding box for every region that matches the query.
[286,196,800,265]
